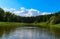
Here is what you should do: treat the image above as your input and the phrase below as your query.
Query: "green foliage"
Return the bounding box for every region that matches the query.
[0,8,5,21]
[47,12,60,24]
[0,8,60,24]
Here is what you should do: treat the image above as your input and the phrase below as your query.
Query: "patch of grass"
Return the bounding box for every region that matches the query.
[0,22,34,31]
[0,22,29,26]
[49,23,60,34]
[49,23,60,30]
[32,22,48,28]
[0,22,60,31]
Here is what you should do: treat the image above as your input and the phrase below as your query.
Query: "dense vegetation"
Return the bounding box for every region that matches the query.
[0,8,60,24]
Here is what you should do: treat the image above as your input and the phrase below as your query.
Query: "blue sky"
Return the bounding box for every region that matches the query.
[0,0,60,16]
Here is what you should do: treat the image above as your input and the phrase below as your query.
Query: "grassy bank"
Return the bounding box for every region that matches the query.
[0,22,60,33]
[32,22,48,28]
[0,22,27,26]
[33,22,60,34]
[49,24,60,33]
[0,22,33,30]
[0,22,60,28]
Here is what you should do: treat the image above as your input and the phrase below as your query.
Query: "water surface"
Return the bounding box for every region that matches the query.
[0,26,60,39]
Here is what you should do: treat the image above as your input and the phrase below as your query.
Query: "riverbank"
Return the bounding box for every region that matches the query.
[0,22,28,26]
[49,24,60,33]
[0,22,60,28]
[0,22,60,33]
[34,22,60,35]
[0,22,31,30]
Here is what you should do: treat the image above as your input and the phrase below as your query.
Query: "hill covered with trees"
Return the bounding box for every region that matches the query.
[0,8,60,24]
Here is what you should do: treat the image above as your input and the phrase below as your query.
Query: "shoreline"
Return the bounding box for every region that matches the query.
[0,22,60,33]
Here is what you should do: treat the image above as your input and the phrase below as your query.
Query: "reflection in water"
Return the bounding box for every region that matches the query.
[0,27,60,39]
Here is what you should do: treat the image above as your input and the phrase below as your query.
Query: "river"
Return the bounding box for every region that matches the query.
[0,26,60,39]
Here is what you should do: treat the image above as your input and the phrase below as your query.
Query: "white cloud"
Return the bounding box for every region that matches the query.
[13,7,40,17]
[3,7,51,17]
[3,8,15,12]
[41,12,51,15]
[25,8,40,17]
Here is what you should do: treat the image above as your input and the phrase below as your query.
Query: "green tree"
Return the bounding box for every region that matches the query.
[0,8,5,21]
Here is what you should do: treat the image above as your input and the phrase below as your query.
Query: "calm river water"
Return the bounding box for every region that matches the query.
[0,26,60,39]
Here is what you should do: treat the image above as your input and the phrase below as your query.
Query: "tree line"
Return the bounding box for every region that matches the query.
[0,8,60,24]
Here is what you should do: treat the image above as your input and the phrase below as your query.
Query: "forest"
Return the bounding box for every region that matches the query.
[0,8,60,24]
